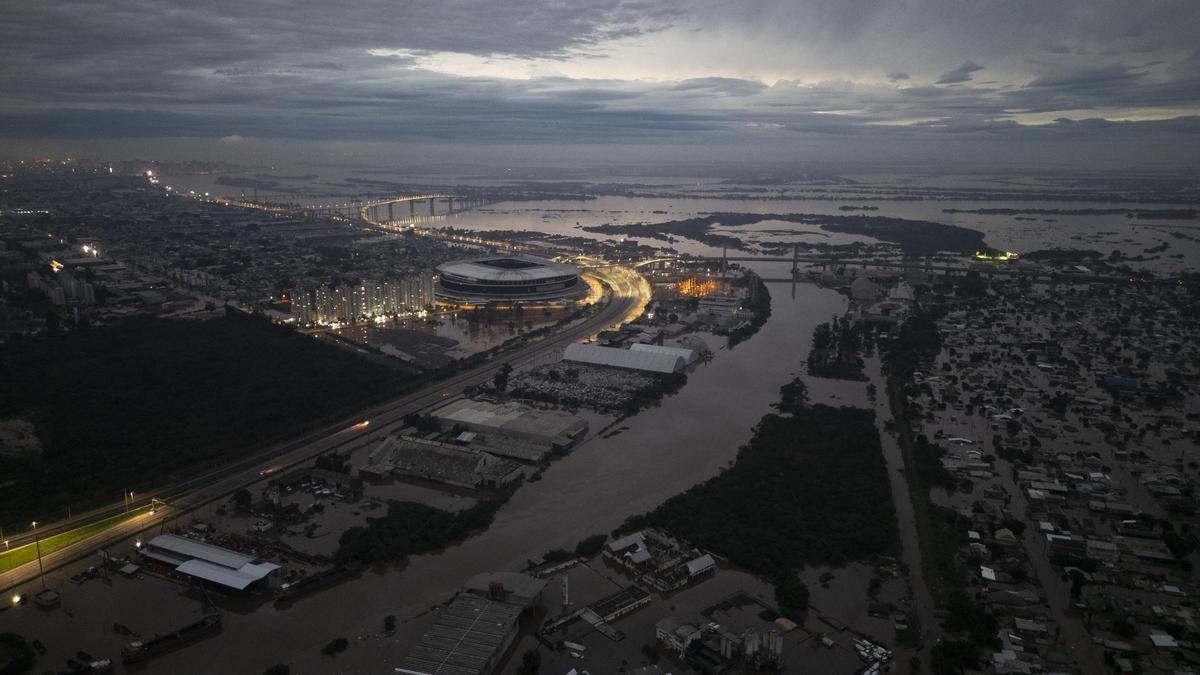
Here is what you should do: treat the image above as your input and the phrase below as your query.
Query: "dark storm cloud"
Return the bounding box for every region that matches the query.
[935,61,983,85]
[0,0,1198,161]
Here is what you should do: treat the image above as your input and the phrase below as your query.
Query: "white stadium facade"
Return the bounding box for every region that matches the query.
[436,254,586,305]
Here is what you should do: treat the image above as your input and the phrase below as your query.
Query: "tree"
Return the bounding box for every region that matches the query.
[775,573,810,613]
[574,534,608,558]
[321,638,349,656]
[493,362,514,393]
[519,649,541,674]
[233,488,252,510]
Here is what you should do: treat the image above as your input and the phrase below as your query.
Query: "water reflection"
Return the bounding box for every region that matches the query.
[329,307,571,367]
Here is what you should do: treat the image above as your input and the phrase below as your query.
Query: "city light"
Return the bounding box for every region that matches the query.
[10,594,20,606]
[676,277,717,297]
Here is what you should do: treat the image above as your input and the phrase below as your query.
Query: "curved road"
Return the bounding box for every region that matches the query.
[1,265,648,594]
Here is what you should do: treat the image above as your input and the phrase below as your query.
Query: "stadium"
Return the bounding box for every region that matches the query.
[436,254,586,304]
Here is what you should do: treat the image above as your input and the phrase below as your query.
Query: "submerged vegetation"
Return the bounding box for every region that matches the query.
[584,212,986,255]
[335,499,506,565]
[807,317,867,380]
[625,378,899,587]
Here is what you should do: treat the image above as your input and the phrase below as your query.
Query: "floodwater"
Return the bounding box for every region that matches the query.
[143,279,848,673]
[330,308,569,366]
[436,196,1200,273]
[163,166,1200,274]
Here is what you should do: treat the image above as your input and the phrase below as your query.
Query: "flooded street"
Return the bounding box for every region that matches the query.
[152,280,848,673]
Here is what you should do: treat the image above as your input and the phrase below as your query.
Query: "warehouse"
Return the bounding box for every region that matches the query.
[563,343,687,374]
[141,533,281,592]
[629,342,697,364]
[431,399,588,448]
[397,592,528,675]
[358,435,524,488]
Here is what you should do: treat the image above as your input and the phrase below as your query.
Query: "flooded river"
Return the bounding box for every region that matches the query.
[155,278,847,673]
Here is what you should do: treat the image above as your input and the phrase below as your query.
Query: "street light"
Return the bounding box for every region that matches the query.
[31,521,45,590]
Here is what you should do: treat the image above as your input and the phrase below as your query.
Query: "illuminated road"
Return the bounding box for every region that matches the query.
[0,264,649,595]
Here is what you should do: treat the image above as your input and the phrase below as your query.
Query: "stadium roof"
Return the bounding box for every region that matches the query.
[563,343,686,373]
[437,254,578,283]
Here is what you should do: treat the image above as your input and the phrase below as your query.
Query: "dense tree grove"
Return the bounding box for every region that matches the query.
[807,318,867,380]
[335,499,505,564]
[627,380,900,581]
[884,307,944,382]
[0,312,408,527]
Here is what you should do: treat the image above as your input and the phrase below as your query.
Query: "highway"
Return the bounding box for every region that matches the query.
[0,264,649,594]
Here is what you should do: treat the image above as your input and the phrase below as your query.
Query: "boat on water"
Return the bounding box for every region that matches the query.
[121,613,222,662]
[273,564,361,601]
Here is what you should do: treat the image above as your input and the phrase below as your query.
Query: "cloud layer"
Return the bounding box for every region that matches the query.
[1,0,1198,164]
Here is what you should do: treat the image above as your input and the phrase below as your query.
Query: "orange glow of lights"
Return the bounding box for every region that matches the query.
[676,277,717,297]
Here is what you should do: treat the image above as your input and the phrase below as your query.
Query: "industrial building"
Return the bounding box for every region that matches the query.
[436,254,585,305]
[629,342,699,365]
[431,399,588,449]
[357,435,524,488]
[563,343,690,374]
[141,534,280,592]
[398,573,544,675]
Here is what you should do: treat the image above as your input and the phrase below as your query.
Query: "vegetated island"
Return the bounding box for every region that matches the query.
[583,212,986,256]
[807,317,867,381]
[0,311,410,527]
[942,207,1199,220]
[621,378,899,600]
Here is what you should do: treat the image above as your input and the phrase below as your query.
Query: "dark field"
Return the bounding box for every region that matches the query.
[0,311,405,528]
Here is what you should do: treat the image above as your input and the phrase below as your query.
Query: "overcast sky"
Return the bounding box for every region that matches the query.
[2,0,1199,168]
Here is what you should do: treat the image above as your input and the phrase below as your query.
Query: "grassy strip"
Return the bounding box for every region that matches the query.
[886,376,959,607]
[0,506,150,573]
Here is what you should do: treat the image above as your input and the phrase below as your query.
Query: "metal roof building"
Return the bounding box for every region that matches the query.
[142,534,280,591]
[629,342,697,364]
[431,399,588,448]
[397,593,525,675]
[563,343,687,373]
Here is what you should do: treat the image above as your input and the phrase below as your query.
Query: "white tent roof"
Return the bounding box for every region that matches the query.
[564,343,685,373]
[176,559,280,590]
[630,342,696,363]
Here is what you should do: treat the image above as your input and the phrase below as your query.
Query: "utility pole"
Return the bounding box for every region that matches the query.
[32,522,45,590]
